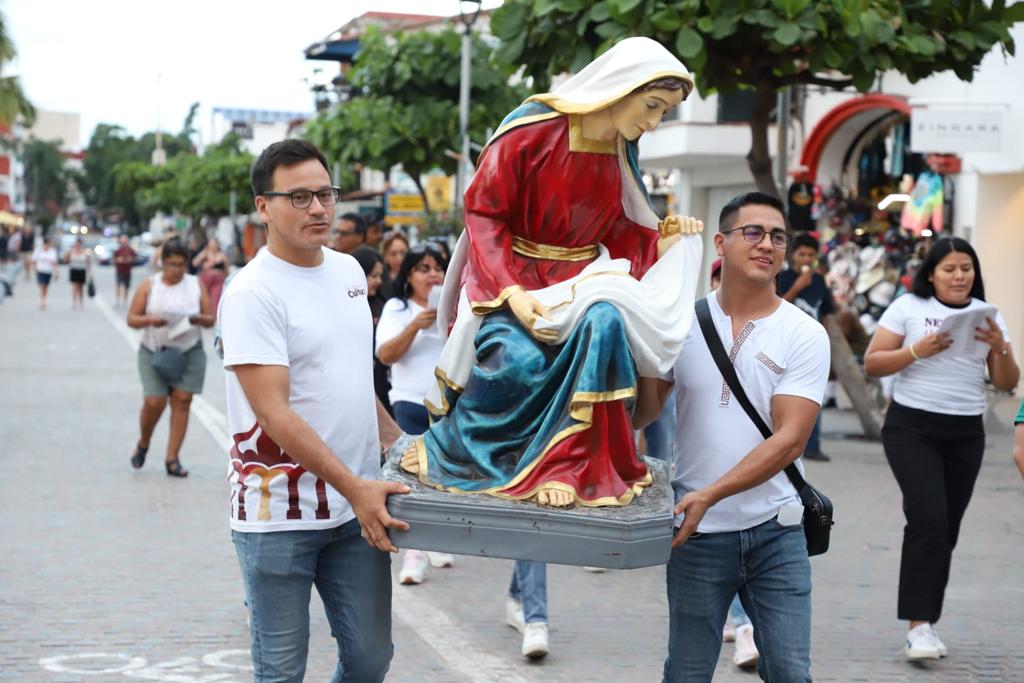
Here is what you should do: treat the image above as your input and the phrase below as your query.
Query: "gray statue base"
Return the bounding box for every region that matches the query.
[379,435,674,569]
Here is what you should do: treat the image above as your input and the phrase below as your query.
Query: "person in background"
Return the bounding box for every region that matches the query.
[0,225,9,299]
[365,219,385,250]
[1014,398,1024,479]
[778,233,836,461]
[20,226,35,281]
[192,237,230,314]
[352,246,393,417]
[380,230,409,299]
[126,237,216,478]
[113,235,137,307]
[186,234,204,275]
[5,226,22,293]
[375,243,454,584]
[864,237,1019,661]
[66,238,93,310]
[332,212,367,254]
[31,236,59,310]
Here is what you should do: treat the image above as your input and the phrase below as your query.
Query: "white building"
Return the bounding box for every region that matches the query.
[209,107,311,156]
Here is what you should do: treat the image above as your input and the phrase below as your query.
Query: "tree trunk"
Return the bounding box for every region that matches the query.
[822,315,884,440]
[746,83,780,198]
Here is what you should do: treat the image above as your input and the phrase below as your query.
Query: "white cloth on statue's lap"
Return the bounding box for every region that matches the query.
[668,294,830,533]
[877,293,1009,416]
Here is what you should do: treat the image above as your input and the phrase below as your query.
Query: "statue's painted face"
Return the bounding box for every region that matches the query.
[608,87,684,141]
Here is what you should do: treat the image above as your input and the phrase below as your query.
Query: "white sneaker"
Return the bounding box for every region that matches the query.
[722,614,736,643]
[521,622,549,659]
[905,624,941,660]
[426,552,454,568]
[505,597,525,634]
[399,550,429,585]
[931,626,948,658]
[582,566,607,573]
[733,624,759,668]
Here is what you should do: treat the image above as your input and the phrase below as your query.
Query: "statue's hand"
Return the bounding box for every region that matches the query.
[507,290,558,344]
[657,216,703,260]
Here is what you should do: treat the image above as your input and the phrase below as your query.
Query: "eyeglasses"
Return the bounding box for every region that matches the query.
[261,186,341,209]
[722,223,791,249]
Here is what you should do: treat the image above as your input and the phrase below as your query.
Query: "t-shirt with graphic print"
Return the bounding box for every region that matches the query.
[877,293,1009,416]
[219,247,380,533]
[777,268,834,322]
[668,294,830,533]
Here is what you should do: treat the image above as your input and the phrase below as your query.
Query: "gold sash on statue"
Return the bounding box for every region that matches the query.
[511,236,599,262]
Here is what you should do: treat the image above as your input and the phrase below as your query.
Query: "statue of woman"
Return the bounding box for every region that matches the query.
[400,37,704,507]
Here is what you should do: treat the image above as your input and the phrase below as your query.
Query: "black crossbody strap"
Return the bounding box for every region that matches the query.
[694,297,807,492]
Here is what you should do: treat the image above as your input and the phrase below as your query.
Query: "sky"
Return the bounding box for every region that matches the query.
[6,0,503,148]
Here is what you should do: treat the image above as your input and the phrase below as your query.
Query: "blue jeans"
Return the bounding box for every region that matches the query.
[508,560,548,624]
[393,400,429,435]
[232,520,393,683]
[643,390,677,462]
[805,412,822,455]
[729,594,750,628]
[663,518,812,682]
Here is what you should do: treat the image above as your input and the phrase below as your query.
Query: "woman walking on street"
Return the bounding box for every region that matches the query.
[865,237,1019,662]
[127,238,216,477]
[192,237,230,314]
[31,236,58,310]
[67,238,92,309]
[376,243,453,583]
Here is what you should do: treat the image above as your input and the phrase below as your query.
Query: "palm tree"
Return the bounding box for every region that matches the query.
[0,11,34,127]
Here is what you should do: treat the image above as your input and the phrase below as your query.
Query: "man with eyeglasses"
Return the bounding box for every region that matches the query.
[634,192,829,681]
[332,212,368,254]
[218,139,408,682]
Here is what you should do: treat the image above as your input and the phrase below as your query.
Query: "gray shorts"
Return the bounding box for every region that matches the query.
[138,343,207,396]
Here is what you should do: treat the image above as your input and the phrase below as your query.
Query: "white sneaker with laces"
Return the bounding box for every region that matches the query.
[521,622,549,659]
[505,597,525,634]
[426,552,455,568]
[398,549,429,585]
[931,626,948,657]
[722,614,736,643]
[905,624,941,660]
[732,624,759,668]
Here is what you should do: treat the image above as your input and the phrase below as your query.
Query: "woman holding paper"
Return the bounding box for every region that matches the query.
[126,237,215,477]
[865,237,1019,661]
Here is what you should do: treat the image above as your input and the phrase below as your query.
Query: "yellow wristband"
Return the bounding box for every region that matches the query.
[909,344,920,361]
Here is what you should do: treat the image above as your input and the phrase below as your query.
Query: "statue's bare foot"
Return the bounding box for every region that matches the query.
[535,488,576,508]
[399,444,420,474]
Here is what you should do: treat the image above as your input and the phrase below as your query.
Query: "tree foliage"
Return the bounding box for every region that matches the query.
[304,26,529,214]
[0,11,34,127]
[23,139,70,228]
[491,0,1023,194]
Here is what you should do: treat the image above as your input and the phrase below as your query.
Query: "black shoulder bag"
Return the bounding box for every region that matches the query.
[695,297,834,557]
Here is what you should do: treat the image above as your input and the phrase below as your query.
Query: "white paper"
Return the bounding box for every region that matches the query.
[935,305,997,360]
[166,315,193,340]
[427,284,443,310]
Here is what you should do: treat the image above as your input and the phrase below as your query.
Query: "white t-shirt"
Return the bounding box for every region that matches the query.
[219,247,379,533]
[375,298,444,406]
[32,247,58,274]
[669,294,830,533]
[877,294,1009,416]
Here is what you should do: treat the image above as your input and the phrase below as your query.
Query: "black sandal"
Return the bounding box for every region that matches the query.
[165,460,189,478]
[130,444,148,469]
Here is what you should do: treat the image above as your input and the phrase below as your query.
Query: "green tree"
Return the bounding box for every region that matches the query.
[304,26,528,218]
[0,11,34,127]
[491,0,1024,196]
[23,139,70,229]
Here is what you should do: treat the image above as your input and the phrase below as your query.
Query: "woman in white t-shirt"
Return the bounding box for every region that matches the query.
[865,237,1019,661]
[376,243,451,583]
[31,236,59,310]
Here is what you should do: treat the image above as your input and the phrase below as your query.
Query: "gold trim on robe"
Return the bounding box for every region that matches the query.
[511,236,600,262]
[567,114,618,155]
[469,284,525,316]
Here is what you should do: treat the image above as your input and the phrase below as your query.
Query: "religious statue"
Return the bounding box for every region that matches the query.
[399,37,704,508]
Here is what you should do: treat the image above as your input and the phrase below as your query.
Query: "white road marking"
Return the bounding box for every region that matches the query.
[94,291,527,682]
[38,652,146,674]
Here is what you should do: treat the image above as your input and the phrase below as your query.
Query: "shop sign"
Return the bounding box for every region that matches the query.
[911,108,1005,154]
[387,194,425,213]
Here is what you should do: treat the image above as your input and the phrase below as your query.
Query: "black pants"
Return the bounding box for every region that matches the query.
[882,401,984,623]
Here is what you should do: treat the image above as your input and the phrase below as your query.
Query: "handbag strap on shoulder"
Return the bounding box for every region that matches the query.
[694,296,807,492]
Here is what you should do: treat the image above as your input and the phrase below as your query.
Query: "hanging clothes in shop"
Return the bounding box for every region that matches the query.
[900,171,944,235]
[787,181,815,232]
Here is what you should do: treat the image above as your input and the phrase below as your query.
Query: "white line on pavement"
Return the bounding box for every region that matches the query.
[93,290,527,682]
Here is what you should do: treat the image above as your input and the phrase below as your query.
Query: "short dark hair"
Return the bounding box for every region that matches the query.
[251,139,330,197]
[719,191,787,232]
[911,236,986,302]
[339,212,367,235]
[351,245,383,277]
[161,237,189,262]
[790,233,820,253]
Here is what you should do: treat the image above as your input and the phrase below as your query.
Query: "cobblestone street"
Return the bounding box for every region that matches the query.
[2,269,1022,682]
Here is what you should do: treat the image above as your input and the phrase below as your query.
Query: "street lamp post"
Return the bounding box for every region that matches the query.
[455,0,482,217]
